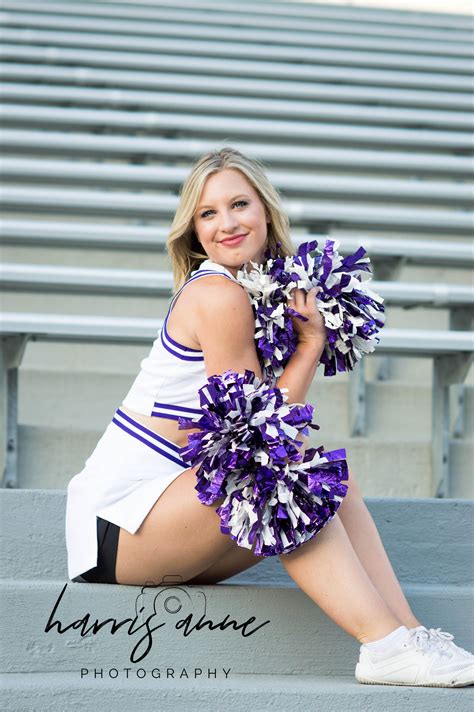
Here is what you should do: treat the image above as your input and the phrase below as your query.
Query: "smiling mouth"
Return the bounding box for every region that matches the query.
[220,234,248,245]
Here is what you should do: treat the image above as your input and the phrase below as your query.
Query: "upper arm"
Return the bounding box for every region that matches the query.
[194,277,263,380]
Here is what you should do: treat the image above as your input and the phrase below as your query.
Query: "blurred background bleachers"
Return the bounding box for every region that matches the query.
[1,0,473,500]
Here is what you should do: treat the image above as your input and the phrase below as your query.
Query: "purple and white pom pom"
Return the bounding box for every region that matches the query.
[178,369,349,556]
[236,238,385,378]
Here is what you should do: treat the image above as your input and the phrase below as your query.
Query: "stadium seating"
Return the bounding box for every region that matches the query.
[0,2,472,707]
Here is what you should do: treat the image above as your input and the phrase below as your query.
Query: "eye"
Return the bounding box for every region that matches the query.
[199,200,248,219]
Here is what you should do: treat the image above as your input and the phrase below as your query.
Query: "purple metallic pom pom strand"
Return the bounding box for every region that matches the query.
[236,238,386,378]
[178,369,349,556]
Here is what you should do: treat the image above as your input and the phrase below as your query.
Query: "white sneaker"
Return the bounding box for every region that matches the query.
[355,627,474,687]
[413,625,474,661]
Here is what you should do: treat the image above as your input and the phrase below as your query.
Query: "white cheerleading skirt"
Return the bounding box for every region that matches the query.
[65,407,191,581]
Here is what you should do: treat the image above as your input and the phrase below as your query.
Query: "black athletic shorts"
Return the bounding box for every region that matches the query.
[72,516,119,584]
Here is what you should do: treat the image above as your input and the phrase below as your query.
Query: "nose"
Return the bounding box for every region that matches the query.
[219,210,240,233]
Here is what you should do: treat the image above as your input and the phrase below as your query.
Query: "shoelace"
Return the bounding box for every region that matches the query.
[426,627,472,658]
[407,627,450,657]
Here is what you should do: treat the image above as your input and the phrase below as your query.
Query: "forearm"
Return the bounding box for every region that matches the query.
[276,338,326,405]
[276,338,326,455]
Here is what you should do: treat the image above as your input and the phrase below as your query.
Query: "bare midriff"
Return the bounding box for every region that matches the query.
[120,291,203,450]
[119,405,201,450]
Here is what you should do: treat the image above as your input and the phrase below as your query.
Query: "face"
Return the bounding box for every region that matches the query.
[192,168,271,276]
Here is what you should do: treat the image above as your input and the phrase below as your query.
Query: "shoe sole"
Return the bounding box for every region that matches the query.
[356,675,473,688]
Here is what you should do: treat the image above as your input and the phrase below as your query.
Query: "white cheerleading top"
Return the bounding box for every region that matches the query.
[65,259,240,581]
[121,259,239,419]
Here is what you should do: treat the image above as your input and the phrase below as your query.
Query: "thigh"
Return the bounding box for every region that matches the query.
[115,465,237,586]
[185,541,265,585]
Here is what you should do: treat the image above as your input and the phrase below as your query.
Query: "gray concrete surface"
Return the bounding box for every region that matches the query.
[1,672,473,712]
[2,491,472,585]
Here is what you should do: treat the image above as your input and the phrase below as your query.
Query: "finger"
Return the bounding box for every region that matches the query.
[294,288,307,307]
[309,286,322,301]
[288,288,301,306]
[304,288,317,310]
[302,287,316,304]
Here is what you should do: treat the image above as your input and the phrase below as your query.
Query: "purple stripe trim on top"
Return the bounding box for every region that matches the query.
[160,330,205,361]
[150,412,182,422]
[163,322,202,353]
[115,407,183,454]
[112,417,187,465]
[167,269,227,319]
[153,402,202,414]
[162,270,235,356]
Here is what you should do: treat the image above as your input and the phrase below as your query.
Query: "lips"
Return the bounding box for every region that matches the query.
[220,233,247,246]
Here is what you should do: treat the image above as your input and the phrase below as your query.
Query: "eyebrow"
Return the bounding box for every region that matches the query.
[196,193,250,212]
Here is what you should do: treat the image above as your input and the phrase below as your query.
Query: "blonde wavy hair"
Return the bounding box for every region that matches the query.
[166,147,295,293]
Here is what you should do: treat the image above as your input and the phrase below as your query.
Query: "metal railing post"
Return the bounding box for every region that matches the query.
[1,335,29,488]
[433,351,473,498]
[349,358,366,437]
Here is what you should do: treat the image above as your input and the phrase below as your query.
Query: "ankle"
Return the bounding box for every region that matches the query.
[358,622,405,645]
[359,625,409,652]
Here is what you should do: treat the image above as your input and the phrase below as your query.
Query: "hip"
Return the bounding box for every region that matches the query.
[70,407,190,486]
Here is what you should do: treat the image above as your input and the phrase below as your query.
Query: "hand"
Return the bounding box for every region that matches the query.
[287,287,326,345]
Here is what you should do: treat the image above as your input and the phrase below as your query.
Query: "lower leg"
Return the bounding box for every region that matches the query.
[279,513,403,644]
[337,475,421,629]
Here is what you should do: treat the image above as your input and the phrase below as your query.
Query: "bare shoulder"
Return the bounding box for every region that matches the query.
[190,276,261,375]
[193,276,256,356]
[174,274,247,309]
[167,275,252,349]
[191,275,253,318]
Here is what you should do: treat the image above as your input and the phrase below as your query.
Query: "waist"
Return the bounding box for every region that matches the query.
[119,404,202,451]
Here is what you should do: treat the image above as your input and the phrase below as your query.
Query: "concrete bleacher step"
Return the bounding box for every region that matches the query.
[0,578,364,676]
[1,491,473,709]
[2,242,471,408]
[1,284,468,323]
[1,578,472,675]
[0,243,174,271]
[2,672,472,712]
[3,262,471,395]
[2,239,473,275]
[8,368,473,495]
[3,491,472,585]
[15,332,474,388]
[16,369,474,436]
[12,422,473,498]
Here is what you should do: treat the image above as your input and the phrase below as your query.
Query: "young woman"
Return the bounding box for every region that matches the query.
[65,147,473,687]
